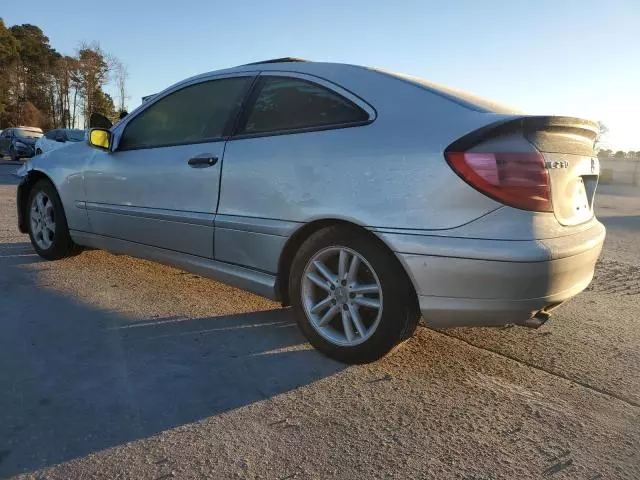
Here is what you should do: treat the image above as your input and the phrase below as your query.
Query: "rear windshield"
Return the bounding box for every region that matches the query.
[375,69,521,114]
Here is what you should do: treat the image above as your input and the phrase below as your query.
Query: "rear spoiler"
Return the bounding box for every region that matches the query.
[447,116,598,157]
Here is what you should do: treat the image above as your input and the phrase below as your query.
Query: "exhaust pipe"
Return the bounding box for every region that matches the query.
[519,310,551,329]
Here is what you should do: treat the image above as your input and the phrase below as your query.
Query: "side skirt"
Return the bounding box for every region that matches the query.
[70,230,278,301]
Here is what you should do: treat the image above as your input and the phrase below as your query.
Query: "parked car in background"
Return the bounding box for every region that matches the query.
[0,127,43,161]
[35,128,86,155]
[15,59,605,363]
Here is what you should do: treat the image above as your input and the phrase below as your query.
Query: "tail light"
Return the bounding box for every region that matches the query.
[445,151,552,212]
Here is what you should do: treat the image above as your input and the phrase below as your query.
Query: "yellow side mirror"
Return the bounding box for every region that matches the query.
[89,128,111,150]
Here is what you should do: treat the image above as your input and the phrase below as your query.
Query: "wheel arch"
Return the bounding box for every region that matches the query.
[17,170,58,233]
[276,218,419,312]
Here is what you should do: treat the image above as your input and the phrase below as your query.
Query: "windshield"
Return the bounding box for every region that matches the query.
[15,128,43,139]
[66,129,86,142]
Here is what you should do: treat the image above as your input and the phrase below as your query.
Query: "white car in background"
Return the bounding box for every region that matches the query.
[35,128,86,155]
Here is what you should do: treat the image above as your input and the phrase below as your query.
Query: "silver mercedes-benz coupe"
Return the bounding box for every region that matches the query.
[16,58,605,363]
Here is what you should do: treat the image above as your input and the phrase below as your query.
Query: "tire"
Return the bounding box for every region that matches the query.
[36,148,43,155]
[289,225,420,364]
[9,146,19,162]
[27,179,77,260]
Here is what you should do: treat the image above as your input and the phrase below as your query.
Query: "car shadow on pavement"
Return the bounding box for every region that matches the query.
[0,243,345,477]
[0,162,22,186]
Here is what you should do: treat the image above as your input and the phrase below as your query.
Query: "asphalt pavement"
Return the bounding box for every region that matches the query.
[0,164,638,479]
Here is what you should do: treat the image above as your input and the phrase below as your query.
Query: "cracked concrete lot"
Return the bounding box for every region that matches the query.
[0,163,639,479]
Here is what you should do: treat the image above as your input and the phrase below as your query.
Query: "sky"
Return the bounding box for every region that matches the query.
[4,0,639,150]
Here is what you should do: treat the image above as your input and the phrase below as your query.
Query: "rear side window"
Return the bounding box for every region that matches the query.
[239,77,368,135]
[119,77,251,150]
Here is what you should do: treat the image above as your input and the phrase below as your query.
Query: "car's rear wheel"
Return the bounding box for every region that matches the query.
[27,179,77,260]
[289,225,420,364]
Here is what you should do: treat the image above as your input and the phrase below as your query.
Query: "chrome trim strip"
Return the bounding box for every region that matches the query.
[85,202,214,226]
[214,214,300,236]
[69,230,278,300]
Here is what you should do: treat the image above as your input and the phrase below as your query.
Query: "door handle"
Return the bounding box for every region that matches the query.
[188,156,218,167]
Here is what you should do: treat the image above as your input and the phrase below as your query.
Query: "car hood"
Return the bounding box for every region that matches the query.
[18,140,95,179]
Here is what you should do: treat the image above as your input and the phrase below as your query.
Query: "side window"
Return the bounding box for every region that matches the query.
[239,77,368,135]
[119,77,251,150]
[45,130,57,140]
[57,130,68,142]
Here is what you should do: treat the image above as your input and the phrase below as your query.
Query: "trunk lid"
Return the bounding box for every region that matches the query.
[523,117,599,226]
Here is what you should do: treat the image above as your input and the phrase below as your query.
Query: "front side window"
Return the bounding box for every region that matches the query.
[119,76,251,150]
[45,130,57,140]
[239,77,368,135]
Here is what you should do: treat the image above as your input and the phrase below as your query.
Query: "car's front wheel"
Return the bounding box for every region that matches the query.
[289,225,420,364]
[27,180,77,260]
[35,148,43,155]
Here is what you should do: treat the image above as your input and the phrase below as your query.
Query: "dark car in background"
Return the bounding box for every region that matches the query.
[0,127,43,161]
[35,128,86,155]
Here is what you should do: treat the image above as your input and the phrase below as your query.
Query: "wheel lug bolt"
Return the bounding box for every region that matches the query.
[341,280,347,286]
[330,285,335,290]
[331,299,337,305]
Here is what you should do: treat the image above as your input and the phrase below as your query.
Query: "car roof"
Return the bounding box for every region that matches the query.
[240,57,307,66]
[137,58,515,116]
[170,58,360,88]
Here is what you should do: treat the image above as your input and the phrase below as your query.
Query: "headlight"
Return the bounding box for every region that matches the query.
[15,141,28,148]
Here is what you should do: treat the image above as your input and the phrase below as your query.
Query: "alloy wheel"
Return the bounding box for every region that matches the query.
[30,191,56,250]
[301,246,383,347]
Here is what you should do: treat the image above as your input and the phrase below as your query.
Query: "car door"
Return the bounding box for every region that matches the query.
[84,73,255,258]
[0,130,10,154]
[216,73,375,272]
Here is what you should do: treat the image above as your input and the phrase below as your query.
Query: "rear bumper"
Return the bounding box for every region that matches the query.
[380,220,606,328]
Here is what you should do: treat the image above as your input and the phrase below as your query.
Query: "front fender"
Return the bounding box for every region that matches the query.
[16,168,56,234]
[18,143,94,234]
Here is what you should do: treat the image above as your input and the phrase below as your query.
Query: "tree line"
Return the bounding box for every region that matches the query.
[0,18,128,130]
[598,150,640,161]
